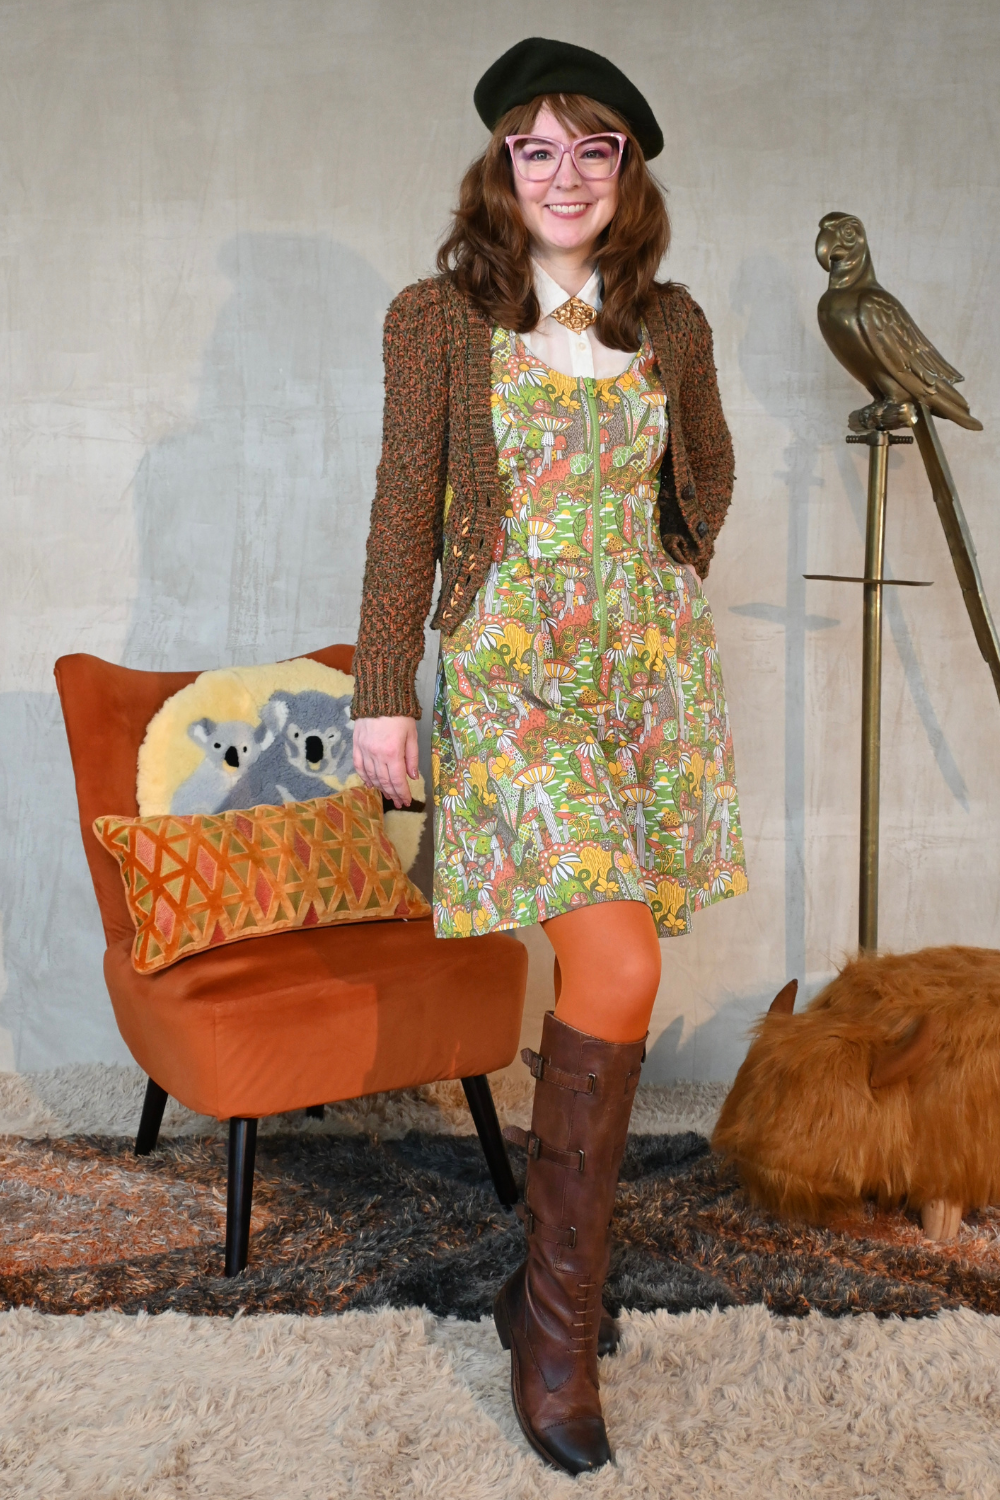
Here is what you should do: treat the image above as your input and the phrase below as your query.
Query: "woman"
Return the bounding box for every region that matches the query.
[352,36,746,1476]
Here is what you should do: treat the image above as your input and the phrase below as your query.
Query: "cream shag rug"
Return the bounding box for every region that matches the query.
[1,1302,998,1498]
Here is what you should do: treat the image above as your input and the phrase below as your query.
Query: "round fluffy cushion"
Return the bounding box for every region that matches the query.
[137,658,426,874]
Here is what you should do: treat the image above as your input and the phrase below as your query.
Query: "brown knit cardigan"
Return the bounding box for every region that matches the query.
[352,274,735,720]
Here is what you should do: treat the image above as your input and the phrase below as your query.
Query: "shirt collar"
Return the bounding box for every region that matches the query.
[532,261,603,321]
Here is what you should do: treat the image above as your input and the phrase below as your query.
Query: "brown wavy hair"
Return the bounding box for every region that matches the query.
[437,93,670,352]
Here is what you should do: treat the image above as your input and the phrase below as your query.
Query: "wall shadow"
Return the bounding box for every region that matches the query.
[124,234,392,671]
[0,692,123,1069]
[645,989,771,1082]
[729,253,829,986]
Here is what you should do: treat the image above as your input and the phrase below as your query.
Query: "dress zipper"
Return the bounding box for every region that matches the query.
[583,380,608,654]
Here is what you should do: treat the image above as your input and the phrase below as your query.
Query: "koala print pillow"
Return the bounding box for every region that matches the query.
[138,658,426,873]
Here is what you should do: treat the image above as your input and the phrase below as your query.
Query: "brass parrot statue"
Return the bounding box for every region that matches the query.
[816,212,982,431]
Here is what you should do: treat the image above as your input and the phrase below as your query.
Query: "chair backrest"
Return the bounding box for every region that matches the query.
[54,646,355,947]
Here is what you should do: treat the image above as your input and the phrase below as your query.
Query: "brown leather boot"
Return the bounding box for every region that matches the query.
[495,1012,644,1475]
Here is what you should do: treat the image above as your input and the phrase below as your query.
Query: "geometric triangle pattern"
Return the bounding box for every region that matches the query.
[94,788,431,974]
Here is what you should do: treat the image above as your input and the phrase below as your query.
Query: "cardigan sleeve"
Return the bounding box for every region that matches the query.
[351,280,449,720]
[675,298,735,577]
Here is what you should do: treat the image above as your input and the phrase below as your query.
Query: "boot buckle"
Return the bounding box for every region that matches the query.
[522,1048,545,1080]
[520,1203,578,1248]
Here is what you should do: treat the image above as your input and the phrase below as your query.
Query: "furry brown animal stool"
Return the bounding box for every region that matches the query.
[712,946,1000,1241]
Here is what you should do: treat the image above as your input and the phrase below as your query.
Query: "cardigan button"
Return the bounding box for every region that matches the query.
[696,520,709,538]
[682,482,696,501]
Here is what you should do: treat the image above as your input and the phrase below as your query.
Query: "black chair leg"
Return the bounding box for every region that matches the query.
[134,1078,168,1156]
[225,1117,258,1277]
[461,1075,518,1207]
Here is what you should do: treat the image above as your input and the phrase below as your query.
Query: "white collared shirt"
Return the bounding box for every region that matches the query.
[520,262,638,380]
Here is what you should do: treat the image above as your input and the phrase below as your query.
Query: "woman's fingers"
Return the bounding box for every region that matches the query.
[404,723,420,782]
[360,750,408,807]
[381,758,412,808]
[352,716,417,807]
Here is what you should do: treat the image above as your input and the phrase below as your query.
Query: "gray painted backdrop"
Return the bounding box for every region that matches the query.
[2,0,998,1079]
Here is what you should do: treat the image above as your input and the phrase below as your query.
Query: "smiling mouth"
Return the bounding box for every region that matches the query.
[545,203,592,217]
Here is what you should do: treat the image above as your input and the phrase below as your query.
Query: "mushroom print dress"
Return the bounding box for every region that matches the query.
[430,324,747,939]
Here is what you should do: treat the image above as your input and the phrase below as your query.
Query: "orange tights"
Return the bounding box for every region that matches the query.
[544,901,661,1045]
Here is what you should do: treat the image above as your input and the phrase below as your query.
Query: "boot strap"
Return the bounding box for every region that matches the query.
[516,1201,577,1248]
[503,1125,585,1172]
[521,1047,596,1094]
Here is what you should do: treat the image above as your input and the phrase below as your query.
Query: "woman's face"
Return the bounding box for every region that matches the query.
[510,104,619,261]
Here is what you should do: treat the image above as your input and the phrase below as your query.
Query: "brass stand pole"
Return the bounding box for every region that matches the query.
[857,431,889,952]
[807,387,1000,957]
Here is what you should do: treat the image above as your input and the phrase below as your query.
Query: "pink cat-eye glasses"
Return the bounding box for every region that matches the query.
[505,133,627,183]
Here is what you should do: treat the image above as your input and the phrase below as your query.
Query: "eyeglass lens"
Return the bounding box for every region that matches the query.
[510,135,622,182]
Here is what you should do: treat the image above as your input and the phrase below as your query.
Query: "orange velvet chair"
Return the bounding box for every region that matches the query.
[54,646,528,1275]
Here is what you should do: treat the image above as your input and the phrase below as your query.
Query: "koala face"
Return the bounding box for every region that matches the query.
[284,719,348,776]
[263,690,354,780]
[188,717,266,773]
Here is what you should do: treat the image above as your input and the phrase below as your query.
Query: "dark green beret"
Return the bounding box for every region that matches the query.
[474,36,663,161]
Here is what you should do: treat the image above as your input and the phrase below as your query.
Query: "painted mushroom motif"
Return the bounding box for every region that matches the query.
[713,782,737,859]
[542,660,576,709]
[619,784,657,868]
[480,817,506,873]
[635,685,661,739]
[674,659,693,742]
[524,516,556,561]
[482,561,501,614]
[634,478,655,551]
[581,790,611,834]
[593,699,616,738]
[559,561,584,615]
[453,699,483,743]
[640,389,667,455]
[531,415,572,473]
[512,763,560,842]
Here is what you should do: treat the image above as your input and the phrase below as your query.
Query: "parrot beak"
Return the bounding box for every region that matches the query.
[815,229,834,271]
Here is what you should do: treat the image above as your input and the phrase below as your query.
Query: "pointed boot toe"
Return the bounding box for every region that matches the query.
[536,1416,613,1475]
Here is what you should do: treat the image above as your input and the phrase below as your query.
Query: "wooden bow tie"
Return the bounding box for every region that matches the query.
[549,297,597,334]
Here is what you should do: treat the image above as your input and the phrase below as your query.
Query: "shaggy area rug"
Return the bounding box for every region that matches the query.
[1,1301,998,1498]
[3,1129,999,1320]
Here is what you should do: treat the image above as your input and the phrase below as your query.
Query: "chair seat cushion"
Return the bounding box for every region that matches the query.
[104,917,528,1119]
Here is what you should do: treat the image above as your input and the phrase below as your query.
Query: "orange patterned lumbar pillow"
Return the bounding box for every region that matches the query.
[93,788,431,974]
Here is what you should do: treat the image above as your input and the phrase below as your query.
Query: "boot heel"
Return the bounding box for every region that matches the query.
[493,1286,512,1350]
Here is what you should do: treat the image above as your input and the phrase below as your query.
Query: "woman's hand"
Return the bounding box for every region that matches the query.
[352,716,419,808]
